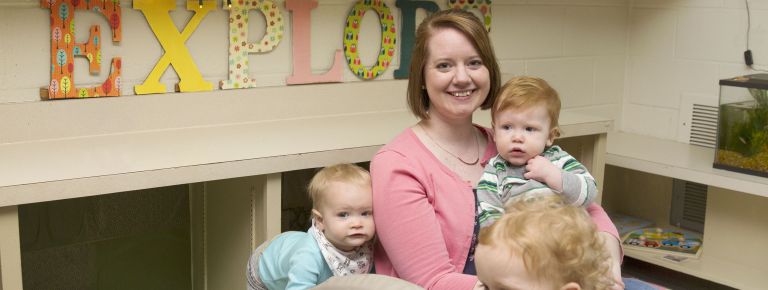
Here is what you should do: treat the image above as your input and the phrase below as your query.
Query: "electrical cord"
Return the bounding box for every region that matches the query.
[745,0,768,71]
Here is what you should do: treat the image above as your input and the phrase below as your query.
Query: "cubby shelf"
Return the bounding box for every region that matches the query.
[606,132,768,289]
[0,95,612,289]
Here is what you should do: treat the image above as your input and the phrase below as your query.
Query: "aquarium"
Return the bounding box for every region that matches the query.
[715,74,768,177]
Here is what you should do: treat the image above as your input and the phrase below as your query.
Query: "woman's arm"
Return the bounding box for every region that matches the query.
[586,202,620,244]
[372,151,477,290]
[586,203,624,289]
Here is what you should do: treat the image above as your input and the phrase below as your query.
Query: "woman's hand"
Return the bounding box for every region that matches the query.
[473,280,485,290]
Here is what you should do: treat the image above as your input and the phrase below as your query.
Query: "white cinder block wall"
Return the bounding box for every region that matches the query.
[624,0,766,140]
[493,1,628,125]
[0,1,627,117]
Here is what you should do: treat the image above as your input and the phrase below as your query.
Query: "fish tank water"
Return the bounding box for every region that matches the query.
[715,74,768,177]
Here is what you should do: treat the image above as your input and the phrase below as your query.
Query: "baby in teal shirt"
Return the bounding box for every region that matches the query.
[246,163,375,290]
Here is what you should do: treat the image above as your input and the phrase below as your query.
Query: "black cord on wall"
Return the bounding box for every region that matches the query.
[745,0,768,71]
[745,0,754,65]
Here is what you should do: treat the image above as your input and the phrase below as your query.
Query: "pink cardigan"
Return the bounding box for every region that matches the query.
[371,127,620,290]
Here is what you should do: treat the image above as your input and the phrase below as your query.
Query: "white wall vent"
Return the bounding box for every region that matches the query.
[678,94,719,149]
[670,179,708,233]
[689,104,718,148]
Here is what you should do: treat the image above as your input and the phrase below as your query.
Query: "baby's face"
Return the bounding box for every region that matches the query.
[314,181,375,251]
[492,105,554,166]
[476,244,553,290]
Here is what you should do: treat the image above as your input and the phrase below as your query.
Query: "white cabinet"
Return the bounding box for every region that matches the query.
[0,84,613,289]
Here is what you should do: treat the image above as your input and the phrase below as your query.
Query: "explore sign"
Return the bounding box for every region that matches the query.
[42,0,492,99]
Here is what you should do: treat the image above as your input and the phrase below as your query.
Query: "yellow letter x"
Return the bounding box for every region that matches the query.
[134,0,214,94]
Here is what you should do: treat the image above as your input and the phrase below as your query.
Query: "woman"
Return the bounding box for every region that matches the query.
[370,10,623,290]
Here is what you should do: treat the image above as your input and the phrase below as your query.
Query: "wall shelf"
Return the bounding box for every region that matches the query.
[606,132,768,198]
[0,106,612,207]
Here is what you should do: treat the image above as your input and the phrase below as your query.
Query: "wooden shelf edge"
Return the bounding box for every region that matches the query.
[0,146,381,207]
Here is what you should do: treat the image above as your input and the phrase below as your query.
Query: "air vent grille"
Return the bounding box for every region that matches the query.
[689,104,718,148]
[671,179,707,233]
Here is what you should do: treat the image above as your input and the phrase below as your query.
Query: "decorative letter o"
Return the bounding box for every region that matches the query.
[343,0,397,80]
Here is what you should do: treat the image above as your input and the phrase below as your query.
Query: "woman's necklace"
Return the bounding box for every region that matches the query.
[418,123,480,166]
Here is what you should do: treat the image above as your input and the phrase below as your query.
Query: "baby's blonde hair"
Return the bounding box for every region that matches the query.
[493,76,562,139]
[478,196,613,290]
[307,163,370,209]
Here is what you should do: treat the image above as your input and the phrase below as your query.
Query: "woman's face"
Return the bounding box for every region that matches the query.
[423,28,490,121]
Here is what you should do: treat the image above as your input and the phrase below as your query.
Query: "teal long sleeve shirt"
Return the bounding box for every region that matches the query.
[258,231,333,290]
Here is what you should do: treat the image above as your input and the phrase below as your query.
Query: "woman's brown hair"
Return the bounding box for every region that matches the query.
[406,9,501,120]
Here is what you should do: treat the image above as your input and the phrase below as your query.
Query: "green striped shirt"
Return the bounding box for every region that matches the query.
[476,145,597,228]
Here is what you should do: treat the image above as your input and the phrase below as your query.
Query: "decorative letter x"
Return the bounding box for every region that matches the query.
[134,0,214,94]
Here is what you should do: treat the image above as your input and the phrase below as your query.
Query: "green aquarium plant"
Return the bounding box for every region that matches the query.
[725,89,768,157]
[749,88,768,108]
